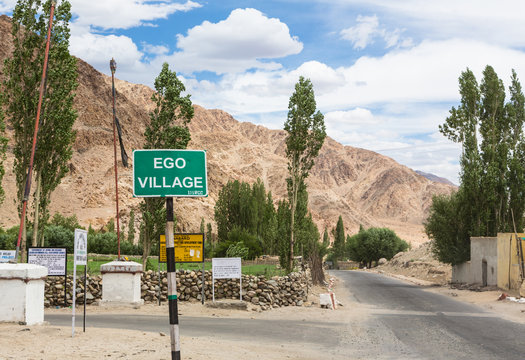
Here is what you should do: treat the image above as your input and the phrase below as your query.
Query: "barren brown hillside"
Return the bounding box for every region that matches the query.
[0,15,455,245]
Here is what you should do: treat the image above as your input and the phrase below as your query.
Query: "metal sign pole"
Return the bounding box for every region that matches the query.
[158,256,161,306]
[72,261,76,337]
[64,249,67,308]
[201,261,205,304]
[202,233,205,304]
[166,198,180,360]
[83,265,87,332]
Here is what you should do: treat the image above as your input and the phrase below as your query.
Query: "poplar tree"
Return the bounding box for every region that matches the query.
[427,66,525,264]
[139,62,193,268]
[3,0,78,251]
[283,76,326,272]
[333,215,345,261]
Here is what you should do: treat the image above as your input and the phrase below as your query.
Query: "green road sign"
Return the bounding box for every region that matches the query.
[133,149,208,197]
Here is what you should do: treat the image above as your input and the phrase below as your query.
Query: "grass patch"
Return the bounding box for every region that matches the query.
[66,255,285,277]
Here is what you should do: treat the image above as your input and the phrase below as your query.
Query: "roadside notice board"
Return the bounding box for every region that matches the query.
[28,247,67,276]
[212,257,242,279]
[133,149,208,197]
[159,235,167,263]
[0,250,16,263]
[212,257,242,302]
[159,233,204,263]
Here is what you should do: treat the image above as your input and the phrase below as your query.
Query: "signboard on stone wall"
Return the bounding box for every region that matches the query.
[212,257,242,279]
[0,250,16,263]
[28,247,67,276]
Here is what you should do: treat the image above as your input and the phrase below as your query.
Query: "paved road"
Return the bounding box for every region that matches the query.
[46,271,525,359]
[333,270,525,359]
[45,312,342,349]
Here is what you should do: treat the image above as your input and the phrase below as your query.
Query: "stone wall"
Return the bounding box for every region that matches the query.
[44,270,307,311]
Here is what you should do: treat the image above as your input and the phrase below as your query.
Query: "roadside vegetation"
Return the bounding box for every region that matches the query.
[425,66,525,265]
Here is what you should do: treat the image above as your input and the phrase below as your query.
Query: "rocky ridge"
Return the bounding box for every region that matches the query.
[0,14,455,245]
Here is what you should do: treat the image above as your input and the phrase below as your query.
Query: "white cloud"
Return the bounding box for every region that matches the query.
[142,43,169,56]
[165,8,303,74]
[0,0,16,13]
[182,36,525,184]
[340,15,379,49]
[340,14,412,50]
[331,0,525,47]
[69,0,201,30]
[69,32,145,75]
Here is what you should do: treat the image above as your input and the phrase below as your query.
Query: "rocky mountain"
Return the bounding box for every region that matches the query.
[0,15,455,245]
[415,170,456,187]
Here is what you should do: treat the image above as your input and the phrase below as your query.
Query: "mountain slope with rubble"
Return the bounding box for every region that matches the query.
[0,14,455,245]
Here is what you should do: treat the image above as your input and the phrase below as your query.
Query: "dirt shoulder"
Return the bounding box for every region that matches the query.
[0,281,360,360]
[369,241,525,325]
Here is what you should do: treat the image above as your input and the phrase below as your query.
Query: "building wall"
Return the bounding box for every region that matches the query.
[470,237,497,286]
[451,237,497,285]
[452,261,472,284]
[497,233,525,291]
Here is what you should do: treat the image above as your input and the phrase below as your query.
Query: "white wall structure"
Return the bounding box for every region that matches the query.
[452,237,497,286]
[100,261,143,306]
[0,264,48,325]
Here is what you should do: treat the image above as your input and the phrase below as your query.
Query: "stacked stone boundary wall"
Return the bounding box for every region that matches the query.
[44,270,307,311]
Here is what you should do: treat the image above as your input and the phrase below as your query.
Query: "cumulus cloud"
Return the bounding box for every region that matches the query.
[165,8,303,74]
[69,32,145,78]
[69,0,201,30]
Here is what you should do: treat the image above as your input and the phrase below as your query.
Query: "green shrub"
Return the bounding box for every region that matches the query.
[43,225,74,252]
[226,241,249,259]
[346,227,409,267]
[227,226,262,260]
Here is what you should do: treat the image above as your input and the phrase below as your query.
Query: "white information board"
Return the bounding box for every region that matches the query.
[74,229,88,266]
[28,248,67,276]
[212,257,242,302]
[212,257,242,279]
[0,250,16,263]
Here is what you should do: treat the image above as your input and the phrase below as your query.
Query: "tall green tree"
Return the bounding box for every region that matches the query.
[261,192,278,255]
[332,215,345,261]
[283,76,326,272]
[4,0,78,252]
[139,62,193,268]
[428,66,525,264]
[214,178,277,255]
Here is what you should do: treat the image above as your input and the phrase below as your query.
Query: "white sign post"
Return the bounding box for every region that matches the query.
[212,257,242,302]
[72,229,88,337]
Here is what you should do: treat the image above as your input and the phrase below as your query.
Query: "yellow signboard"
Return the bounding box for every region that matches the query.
[159,235,167,263]
[159,233,204,263]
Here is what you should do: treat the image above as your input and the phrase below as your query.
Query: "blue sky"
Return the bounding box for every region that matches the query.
[3,1,525,184]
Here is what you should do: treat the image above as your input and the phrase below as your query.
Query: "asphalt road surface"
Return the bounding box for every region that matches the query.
[46,271,525,359]
[332,270,525,359]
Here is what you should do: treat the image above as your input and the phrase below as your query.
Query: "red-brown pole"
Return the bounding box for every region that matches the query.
[110,58,121,261]
[14,1,56,263]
